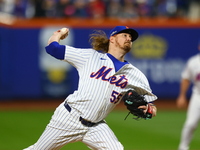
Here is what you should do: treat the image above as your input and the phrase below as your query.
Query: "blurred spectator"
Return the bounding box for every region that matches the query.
[13,0,28,17]
[73,0,88,17]
[0,0,14,14]
[43,0,57,17]
[120,0,138,18]
[87,0,106,18]
[106,0,122,18]
[176,0,189,18]
[135,0,154,17]
[166,0,178,17]
[188,0,200,21]
[55,0,74,17]
[33,0,46,17]
[155,0,172,17]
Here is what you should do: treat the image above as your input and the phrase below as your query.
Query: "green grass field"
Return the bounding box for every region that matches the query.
[1,109,200,150]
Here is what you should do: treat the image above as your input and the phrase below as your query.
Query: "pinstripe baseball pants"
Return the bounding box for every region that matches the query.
[23,102,124,150]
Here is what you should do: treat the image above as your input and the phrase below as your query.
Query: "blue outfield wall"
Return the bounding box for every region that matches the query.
[0,25,199,100]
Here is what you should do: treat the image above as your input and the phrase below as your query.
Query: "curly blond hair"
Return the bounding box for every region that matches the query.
[89,30,109,53]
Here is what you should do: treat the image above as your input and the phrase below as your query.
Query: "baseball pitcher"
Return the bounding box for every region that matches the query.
[24,26,158,150]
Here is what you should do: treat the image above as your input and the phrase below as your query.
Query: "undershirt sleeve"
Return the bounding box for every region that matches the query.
[45,42,65,60]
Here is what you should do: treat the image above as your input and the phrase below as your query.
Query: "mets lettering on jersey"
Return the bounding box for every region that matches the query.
[90,66,128,88]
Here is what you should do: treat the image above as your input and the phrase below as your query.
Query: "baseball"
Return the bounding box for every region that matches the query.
[61,28,67,33]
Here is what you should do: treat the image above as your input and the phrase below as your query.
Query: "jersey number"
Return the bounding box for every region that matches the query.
[110,90,123,104]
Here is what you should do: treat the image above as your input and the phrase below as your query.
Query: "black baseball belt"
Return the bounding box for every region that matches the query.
[64,102,97,127]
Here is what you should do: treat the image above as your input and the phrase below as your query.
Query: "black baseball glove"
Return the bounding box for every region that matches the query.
[122,90,153,120]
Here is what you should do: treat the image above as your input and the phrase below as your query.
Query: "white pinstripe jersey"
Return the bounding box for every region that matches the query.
[182,54,200,94]
[63,45,157,122]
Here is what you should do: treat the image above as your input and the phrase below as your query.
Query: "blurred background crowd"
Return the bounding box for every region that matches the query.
[0,0,200,20]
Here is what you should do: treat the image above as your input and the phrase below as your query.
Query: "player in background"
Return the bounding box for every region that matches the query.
[24,26,157,150]
[176,39,200,150]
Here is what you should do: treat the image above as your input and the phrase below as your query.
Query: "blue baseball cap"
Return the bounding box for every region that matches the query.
[109,26,138,42]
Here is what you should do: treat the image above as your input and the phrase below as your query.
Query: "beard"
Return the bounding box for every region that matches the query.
[123,43,131,52]
[116,40,131,52]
